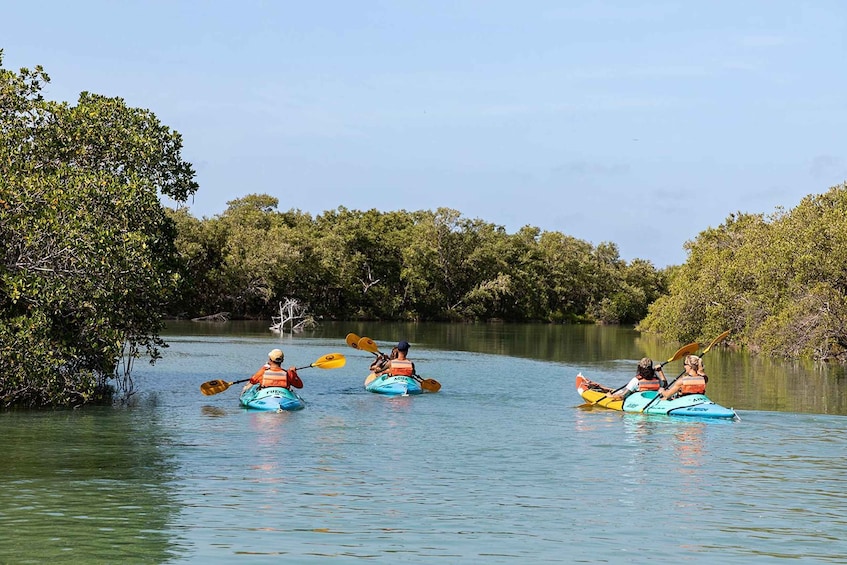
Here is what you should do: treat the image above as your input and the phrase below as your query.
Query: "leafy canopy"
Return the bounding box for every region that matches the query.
[0,51,197,407]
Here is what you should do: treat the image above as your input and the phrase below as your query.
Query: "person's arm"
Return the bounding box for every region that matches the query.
[369,354,387,372]
[660,379,681,400]
[249,365,267,384]
[655,366,667,387]
[609,377,638,399]
[287,366,303,388]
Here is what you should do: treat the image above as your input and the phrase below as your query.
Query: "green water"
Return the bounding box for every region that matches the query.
[0,322,845,563]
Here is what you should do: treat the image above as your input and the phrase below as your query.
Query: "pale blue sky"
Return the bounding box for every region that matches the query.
[3,1,845,267]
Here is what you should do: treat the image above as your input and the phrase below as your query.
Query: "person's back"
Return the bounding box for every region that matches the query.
[659,354,706,399]
[248,348,303,389]
[608,357,664,399]
[677,357,707,395]
[384,340,415,376]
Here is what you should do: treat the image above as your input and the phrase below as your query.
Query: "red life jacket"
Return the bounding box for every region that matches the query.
[388,359,414,377]
[679,374,706,395]
[637,377,661,392]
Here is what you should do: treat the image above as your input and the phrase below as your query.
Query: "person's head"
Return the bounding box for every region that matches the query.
[268,348,284,365]
[389,346,399,360]
[684,354,701,372]
[636,357,655,379]
[397,340,410,354]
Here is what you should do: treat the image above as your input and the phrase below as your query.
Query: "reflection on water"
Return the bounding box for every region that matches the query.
[671,420,706,472]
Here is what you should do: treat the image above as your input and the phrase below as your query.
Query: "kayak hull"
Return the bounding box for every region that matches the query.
[576,374,737,419]
[239,384,305,411]
[364,373,423,396]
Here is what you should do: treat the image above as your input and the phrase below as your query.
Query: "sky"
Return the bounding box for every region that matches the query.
[2,0,846,267]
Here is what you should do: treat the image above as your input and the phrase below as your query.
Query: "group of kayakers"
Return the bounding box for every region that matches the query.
[247,340,416,393]
[245,339,708,404]
[593,354,708,401]
[367,340,416,377]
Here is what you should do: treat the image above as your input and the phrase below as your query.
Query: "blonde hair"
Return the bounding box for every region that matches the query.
[684,354,702,370]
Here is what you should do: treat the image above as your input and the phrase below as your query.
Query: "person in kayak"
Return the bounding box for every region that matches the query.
[245,348,303,390]
[370,346,398,373]
[377,340,415,377]
[658,354,707,399]
[597,357,667,400]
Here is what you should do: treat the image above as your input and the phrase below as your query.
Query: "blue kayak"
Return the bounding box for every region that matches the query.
[621,390,737,419]
[239,384,306,411]
[364,373,423,396]
[576,374,738,419]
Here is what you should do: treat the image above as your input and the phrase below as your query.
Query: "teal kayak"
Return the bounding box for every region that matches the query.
[621,390,737,419]
[239,384,305,411]
[576,374,738,419]
[364,373,423,396]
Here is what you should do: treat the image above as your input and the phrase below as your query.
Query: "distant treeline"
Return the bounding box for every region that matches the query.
[167,194,668,325]
[5,49,847,411]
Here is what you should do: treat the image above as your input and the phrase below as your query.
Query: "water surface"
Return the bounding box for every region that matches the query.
[1,323,845,563]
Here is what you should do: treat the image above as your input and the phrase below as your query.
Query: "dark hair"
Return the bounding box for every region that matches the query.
[636,364,656,379]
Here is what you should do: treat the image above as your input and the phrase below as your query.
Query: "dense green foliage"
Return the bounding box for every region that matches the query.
[638,183,847,361]
[10,51,844,411]
[168,197,667,325]
[0,52,197,407]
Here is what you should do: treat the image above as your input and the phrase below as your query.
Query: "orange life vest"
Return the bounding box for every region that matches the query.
[261,368,289,388]
[637,377,661,392]
[388,359,414,377]
[679,374,706,395]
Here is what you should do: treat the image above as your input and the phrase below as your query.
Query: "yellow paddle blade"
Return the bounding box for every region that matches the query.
[658,342,700,367]
[703,330,731,354]
[310,353,346,369]
[345,333,361,349]
[357,337,381,354]
[668,342,700,363]
[419,378,441,392]
[200,379,233,396]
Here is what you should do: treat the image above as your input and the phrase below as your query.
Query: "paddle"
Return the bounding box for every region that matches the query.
[355,336,442,392]
[345,332,362,349]
[640,330,730,412]
[581,341,700,407]
[199,352,347,396]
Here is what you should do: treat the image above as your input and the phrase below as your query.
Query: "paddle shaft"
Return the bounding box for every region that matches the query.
[641,331,729,412]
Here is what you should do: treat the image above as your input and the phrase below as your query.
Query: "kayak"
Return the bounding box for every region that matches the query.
[364,373,423,396]
[239,384,306,411]
[576,374,737,419]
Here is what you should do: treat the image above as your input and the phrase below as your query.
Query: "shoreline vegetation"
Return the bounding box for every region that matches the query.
[3,53,847,408]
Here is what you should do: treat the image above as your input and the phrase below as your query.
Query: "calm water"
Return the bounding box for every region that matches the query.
[1,322,846,564]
